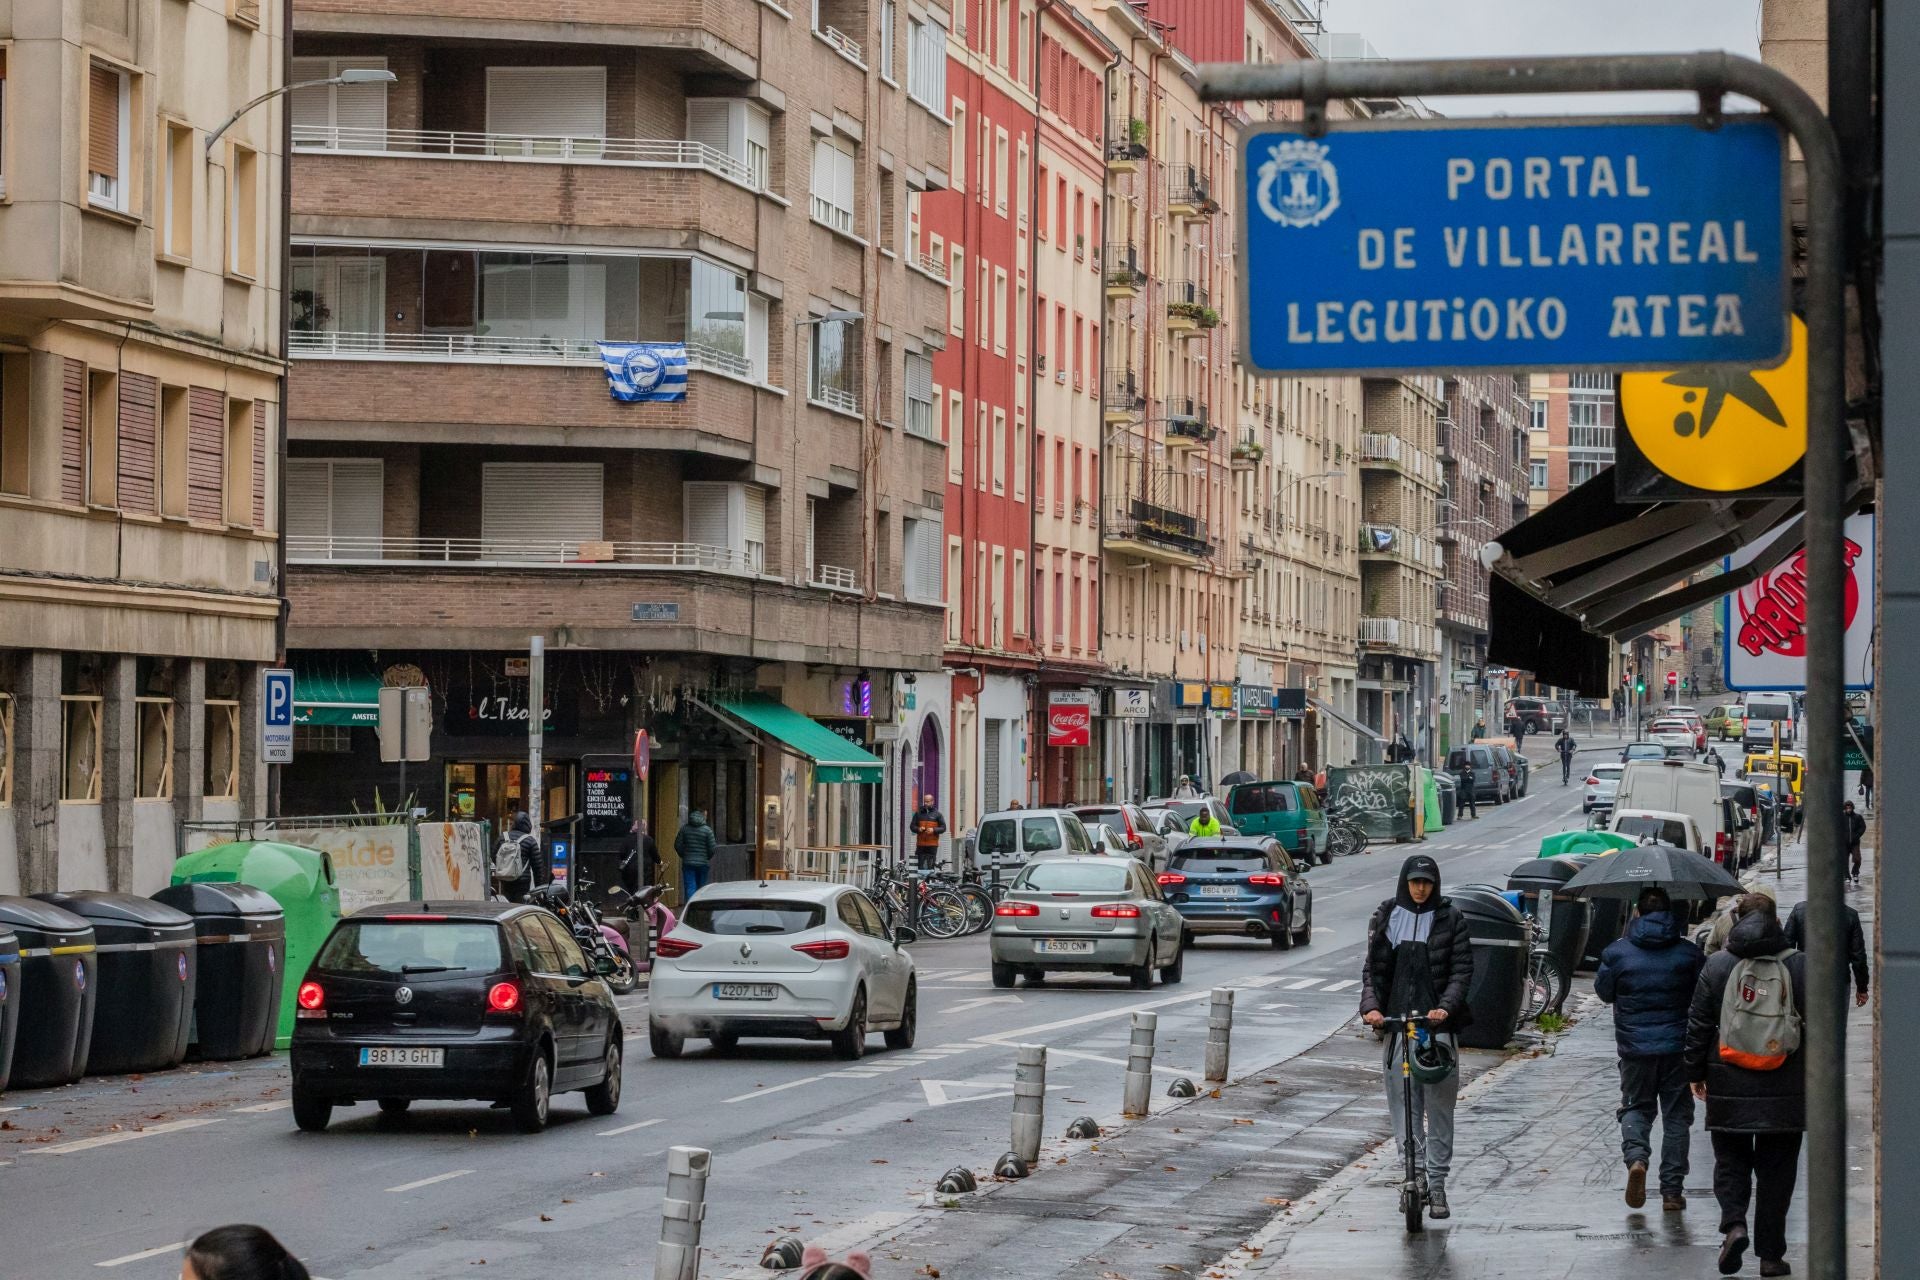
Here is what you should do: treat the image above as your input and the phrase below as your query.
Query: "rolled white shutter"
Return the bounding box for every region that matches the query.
[285,459,332,543]
[741,485,767,571]
[920,518,943,599]
[686,99,733,161]
[291,58,334,138]
[482,462,602,555]
[331,459,385,543]
[486,67,607,140]
[332,58,389,148]
[683,481,731,555]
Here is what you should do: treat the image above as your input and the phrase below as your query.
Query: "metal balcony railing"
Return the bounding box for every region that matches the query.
[811,564,858,591]
[293,125,762,190]
[1103,242,1146,288]
[1359,432,1402,462]
[1169,164,1216,211]
[1165,398,1212,442]
[1108,498,1213,558]
[1102,368,1144,415]
[288,536,762,573]
[1359,617,1402,645]
[289,330,752,379]
[1106,122,1149,162]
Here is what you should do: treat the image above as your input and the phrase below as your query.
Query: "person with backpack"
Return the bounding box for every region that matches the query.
[1684,893,1809,1277]
[675,809,717,903]
[492,811,544,902]
[1594,887,1708,1212]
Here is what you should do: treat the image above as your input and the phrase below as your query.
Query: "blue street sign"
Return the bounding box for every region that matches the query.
[1237,116,1788,374]
[262,668,295,764]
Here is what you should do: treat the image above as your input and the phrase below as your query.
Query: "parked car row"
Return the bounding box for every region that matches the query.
[1445,742,1531,804]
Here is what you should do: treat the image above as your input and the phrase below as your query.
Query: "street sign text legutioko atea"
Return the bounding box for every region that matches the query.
[1237,116,1788,374]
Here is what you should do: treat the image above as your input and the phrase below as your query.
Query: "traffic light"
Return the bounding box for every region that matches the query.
[1635,678,1646,695]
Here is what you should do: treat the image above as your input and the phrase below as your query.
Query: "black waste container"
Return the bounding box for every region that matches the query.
[0,923,19,1094]
[1435,773,1458,827]
[1565,855,1629,971]
[0,897,97,1088]
[1506,857,1593,992]
[1448,884,1529,1050]
[34,892,195,1075]
[151,882,285,1061]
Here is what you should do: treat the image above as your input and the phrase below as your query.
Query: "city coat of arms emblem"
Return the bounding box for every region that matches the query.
[1257,140,1340,227]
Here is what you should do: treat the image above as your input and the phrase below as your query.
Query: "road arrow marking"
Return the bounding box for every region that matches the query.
[946,994,1024,1013]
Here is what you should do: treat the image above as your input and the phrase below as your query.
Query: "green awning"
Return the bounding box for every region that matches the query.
[292,669,380,727]
[706,693,884,784]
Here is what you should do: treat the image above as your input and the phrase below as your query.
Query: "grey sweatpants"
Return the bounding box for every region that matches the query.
[1383,1031,1459,1185]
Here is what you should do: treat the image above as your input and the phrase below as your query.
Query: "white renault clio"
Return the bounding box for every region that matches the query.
[647,882,917,1060]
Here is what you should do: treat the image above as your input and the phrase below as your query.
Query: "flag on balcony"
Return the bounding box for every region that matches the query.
[598,341,688,402]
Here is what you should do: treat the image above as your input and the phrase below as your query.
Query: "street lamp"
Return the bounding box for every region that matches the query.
[206,68,396,154]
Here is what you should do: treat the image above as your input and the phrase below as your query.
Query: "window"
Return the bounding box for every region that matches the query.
[88,62,130,212]
[485,66,606,153]
[977,258,989,346]
[1016,140,1029,226]
[285,457,383,556]
[293,724,352,754]
[993,269,1007,355]
[903,517,942,603]
[949,246,965,333]
[907,16,947,111]
[947,389,964,482]
[975,404,987,490]
[1035,165,1048,238]
[808,317,859,413]
[879,0,897,80]
[994,128,1009,214]
[905,352,934,438]
[991,409,1005,492]
[62,695,102,802]
[159,385,189,517]
[748,294,769,383]
[810,136,856,235]
[291,57,389,150]
[162,122,192,258]
[683,480,768,572]
[686,98,771,189]
[1012,550,1027,636]
[991,547,1006,646]
[136,698,174,799]
[1013,420,1026,498]
[227,145,259,277]
[224,398,254,524]
[86,371,117,508]
[1530,398,1548,431]
[946,537,962,640]
[1529,458,1548,488]
[950,101,965,191]
[0,353,25,497]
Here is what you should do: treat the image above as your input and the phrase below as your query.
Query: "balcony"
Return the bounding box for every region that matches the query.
[1103,243,1146,297]
[1359,524,1443,571]
[1104,498,1214,566]
[1106,122,1150,172]
[1231,429,1264,471]
[1358,433,1437,484]
[1166,281,1217,336]
[1164,399,1213,449]
[288,535,764,574]
[1168,165,1218,219]
[1103,368,1144,423]
[1359,616,1402,646]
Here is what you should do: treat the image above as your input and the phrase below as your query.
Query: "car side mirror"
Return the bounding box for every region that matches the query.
[893,926,918,948]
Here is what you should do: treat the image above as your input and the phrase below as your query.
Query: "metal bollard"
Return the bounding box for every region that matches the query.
[657,1145,712,1280]
[1122,1011,1157,1117]
[1011,1043,1047,1165]
[1204,987,1235,1083]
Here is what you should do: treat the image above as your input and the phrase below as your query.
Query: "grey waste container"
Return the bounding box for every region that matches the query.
[1505,857,1592,996]
[0,897,97,1088]
[34,892,195,1075]
[1448,884,1529,1050]
[0,923,18,1094]
[1565,855,1629,972]
[1435,772,1458,826]
[152,882,285,1061]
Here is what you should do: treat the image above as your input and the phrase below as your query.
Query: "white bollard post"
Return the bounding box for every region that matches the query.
[1205,987,1234,1083]
[657,1145,711,1280]
[1123,1011,1157,1117]
[1011,1043,1046,1164]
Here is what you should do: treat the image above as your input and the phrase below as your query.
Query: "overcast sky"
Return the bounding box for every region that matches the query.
[1318,0,1764,116]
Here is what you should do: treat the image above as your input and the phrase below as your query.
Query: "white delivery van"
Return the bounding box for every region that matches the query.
[1742,691,1796,751]
[1613,759,1734,864]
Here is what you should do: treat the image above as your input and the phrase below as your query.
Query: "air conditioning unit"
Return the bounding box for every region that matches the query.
[1179,629,1189,650]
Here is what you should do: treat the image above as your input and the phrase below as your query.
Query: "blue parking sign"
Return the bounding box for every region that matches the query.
[1237,116,1789,374]
[262,668,295,764]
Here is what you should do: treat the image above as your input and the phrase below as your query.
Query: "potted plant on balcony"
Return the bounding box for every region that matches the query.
[1129,117,1148,145]
[1168,299,1205,323]
[1197,306,1221,329]
[290,289,331,334]
[1232,437,1264,462]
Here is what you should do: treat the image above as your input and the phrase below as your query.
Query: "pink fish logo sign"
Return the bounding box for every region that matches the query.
[1734,537,1862,660]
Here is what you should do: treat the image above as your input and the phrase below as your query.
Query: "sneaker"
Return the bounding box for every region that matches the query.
[1759,1262,1791,1278]
[1625,1160,1647,1209]
[1663,1193,1687,1212]
[1719,1227,1750,1275]
[1427,1183,1450,1220]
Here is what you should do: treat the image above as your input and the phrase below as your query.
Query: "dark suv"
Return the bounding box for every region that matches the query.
[291,902,623,1133]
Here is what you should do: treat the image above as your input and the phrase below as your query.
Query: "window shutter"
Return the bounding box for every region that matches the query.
[905,353,932,404]
[486,67,607,140]
[806,499,817,576]
[481,461,602,552]
[683,480,731,551]
[741,484,767,570]
[983,721,1004,813]
[332,58,389,145]
[331,459,384,542]
[285,460,331,542]
[686,99,733,160]
[88,65,120,180]
[291,58,332,135]
[921,519,943,598]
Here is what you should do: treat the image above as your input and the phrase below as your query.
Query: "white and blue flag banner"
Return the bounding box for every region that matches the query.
[598,342,688,402]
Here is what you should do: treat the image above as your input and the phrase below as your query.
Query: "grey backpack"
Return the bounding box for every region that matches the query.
[493,832,528,881]
[1718,952,1801,1070]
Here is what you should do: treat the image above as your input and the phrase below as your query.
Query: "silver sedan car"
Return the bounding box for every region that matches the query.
[989,855,1185,990]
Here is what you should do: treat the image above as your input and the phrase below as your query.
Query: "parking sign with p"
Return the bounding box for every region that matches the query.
[262,668,295,764]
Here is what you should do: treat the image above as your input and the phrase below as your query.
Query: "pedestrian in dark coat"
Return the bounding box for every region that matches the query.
[1782,898,1870,1007]
[1684,897,1810,1276]
[675,810,717,903]
[1843,801,1866,884]
[1594,887,1707,1210]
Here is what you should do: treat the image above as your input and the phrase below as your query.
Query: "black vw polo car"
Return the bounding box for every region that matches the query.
[291,901,623,1133]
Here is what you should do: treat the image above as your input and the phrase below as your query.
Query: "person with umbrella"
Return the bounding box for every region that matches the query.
[1595,886,1708,1212]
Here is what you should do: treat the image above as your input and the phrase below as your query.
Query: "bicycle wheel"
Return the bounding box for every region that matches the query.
[1524,951,1566,1019]
[956,884,994,935]
[917,888,969,939]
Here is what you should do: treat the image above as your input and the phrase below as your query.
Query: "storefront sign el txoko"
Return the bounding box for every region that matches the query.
[445,689,575,736]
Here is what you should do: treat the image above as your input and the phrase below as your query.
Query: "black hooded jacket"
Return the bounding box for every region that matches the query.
[1684,911,1808,1133]
[1359,855,1475,1028]
[509,812,550,886]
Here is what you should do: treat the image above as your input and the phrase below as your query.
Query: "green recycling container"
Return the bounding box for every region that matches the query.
[170,841,341,1049]
[1421,769,1444,831]
[1537,829,1638,859]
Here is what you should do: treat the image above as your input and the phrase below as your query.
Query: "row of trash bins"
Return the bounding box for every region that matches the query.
[0,884,287,1093]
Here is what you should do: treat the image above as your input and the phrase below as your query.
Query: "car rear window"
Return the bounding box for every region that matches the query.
[1615,816,1689,846]
[1015,862,1131,892]
[316,921,504,975]
[1074,807,1122,826]
[1592,765,1624,780]
[1171,848,1267,871]
[1229,784,1296,814]
[683,900,826,935]
[978,819,1017,855]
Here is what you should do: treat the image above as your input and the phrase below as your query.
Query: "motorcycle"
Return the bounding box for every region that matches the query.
[528,879,640,995]
[609,884,676,972]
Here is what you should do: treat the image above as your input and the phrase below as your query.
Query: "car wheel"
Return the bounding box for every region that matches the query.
[584,1037,623,1116]
[831,988,869,1060]
[1128,942,1156,989]
[1317,843,1333,866]
[509,1048,553,1133]
[376,1097,411,1116]
[1294,904,1314,946]
[1159,941,1184,985]
[649,1018,685,1059]
[708,1032,739,1054]
[1181,928,1197,949]
[1273,910,1296,950]
[884,981,918,1050]
[991,960,1018,989]
[1023,968,1047,986]
[291,1089,332,1133]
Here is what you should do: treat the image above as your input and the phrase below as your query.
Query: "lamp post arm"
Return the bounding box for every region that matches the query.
[206,77,343,155]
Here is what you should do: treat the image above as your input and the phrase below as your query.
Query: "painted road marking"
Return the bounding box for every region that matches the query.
[1281,977,1324,990]
[232,1100,292,1113]
[96,1242,189,1269]
[597,1118,666,1137]
[725,1075,830,1103]
[1230,974,1286,989]
[386,1169,475,1193]
[1040,1046,1200,1077]
[919,1078,1071,1107]
[1321,979,1360,992]
[36,1118,220,1156]
[946,994,1023,1013]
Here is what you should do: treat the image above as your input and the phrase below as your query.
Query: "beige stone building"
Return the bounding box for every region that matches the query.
[0,0,285,894]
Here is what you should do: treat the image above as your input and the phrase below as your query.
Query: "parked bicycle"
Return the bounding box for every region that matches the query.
[863,864,970,939]
[1521,913,1570,1018]
[918,867,996,935]
[1326,810,1368,858]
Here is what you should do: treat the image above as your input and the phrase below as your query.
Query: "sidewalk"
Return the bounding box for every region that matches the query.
[1237,842,1877,1278]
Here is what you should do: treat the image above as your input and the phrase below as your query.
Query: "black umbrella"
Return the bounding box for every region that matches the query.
[1560,841,1744,901]
[1219,770,1256,787]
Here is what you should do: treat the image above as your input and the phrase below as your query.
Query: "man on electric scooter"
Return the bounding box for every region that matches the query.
[1359,854,1475,1220]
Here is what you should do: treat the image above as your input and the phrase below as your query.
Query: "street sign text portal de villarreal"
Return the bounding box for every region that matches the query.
[1238,117,1788,375]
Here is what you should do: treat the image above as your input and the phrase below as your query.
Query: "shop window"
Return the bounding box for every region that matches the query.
[294,724,353,754]
[133,697,174,798]
[205,699,240,799]
[61,695,103,801]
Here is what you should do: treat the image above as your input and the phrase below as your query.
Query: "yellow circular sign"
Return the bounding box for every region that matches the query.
[1618,315,1806,492]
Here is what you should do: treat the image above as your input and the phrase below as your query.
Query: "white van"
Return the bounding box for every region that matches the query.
[972,808,1095,876]
[1741,691,1796,751]
[1613,759,1732,863]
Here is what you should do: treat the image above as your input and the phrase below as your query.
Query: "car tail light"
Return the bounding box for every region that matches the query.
[1156,872,1187,886]
[1714,831,1733,865]
[487,981,522,1013]
[655,935,703,958]
[1248,873,1286,887]
[792,938,852,960]
[296,981,325,1018]
[1585,776,1600,786]
[1090,904,1141,918]
[995,901,1041,917]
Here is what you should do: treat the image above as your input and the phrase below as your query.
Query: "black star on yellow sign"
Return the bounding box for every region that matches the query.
[1618,314,1806,494]
[1659,367,1789,439]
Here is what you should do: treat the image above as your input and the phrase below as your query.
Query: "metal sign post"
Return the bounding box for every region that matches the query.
[528,636,545,859]
[1199,52,1848,1278]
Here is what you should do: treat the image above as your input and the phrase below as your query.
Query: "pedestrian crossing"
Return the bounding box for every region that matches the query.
[913,965,1362,996]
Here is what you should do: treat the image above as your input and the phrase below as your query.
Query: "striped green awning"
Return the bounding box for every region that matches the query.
[707,693,884,784]
[291,669,380,727]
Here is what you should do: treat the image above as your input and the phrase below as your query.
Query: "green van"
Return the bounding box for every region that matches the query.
[1223,780,1330,865]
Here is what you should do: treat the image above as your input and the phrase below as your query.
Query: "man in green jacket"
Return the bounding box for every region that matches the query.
[1189,808,1223,838]
[675,810,717,903]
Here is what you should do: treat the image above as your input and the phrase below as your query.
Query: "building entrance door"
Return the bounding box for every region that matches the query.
[446,761,576,833]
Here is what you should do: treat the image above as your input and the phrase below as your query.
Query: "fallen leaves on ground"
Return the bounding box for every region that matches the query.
[538,1214,553,1223]
[917,1267,941,1277]
[1263,1197,1291,1207]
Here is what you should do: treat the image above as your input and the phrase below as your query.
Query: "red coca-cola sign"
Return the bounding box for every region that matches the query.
[1047,693,1093,747]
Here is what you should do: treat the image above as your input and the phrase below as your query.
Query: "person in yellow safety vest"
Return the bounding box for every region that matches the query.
[1189,808,1223,838]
